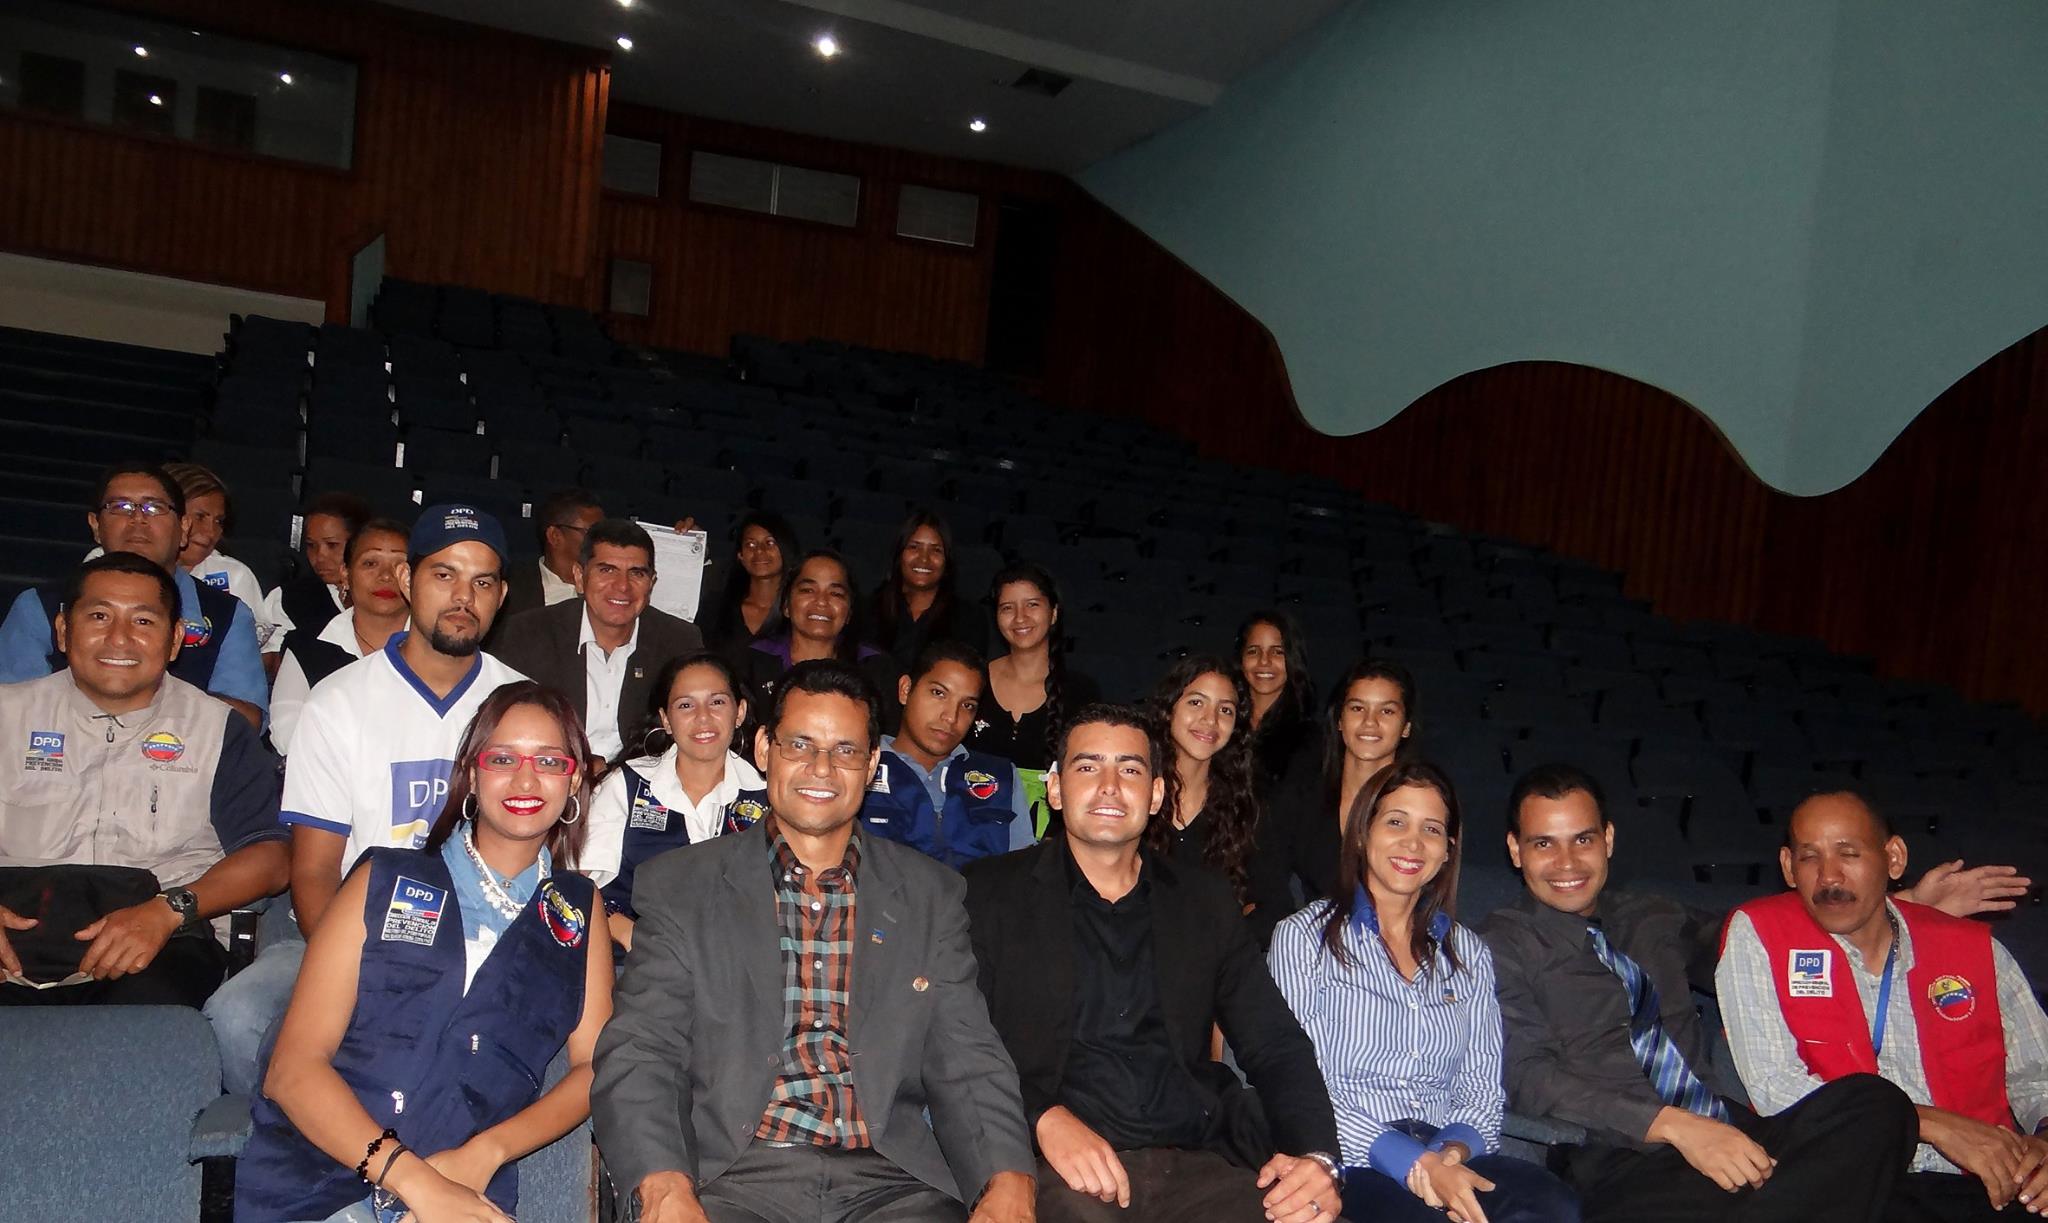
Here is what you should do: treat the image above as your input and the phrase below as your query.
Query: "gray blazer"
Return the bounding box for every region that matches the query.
[590,828,1034,1205]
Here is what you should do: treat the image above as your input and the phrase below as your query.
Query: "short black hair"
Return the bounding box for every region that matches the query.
[344,517,413,566]
[579,517,655,569]
[91,462,185,519]
[1055,702,1163,777]
[907,639,985,685]
[1507,762,1606,838]
[769,659,881,751]
[303,491,373,536]
[1783,788,1894,848]
[647,649,746,722]
[61,552,179,621]
[535,487,602,549]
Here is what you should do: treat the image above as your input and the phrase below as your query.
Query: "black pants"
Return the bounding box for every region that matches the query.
[1567,1075,1917,1223]
[0,932,226,1008]
[1886,1170,2021,1223]
[1036,1148,1271,1223]
[694,1141,964,1223]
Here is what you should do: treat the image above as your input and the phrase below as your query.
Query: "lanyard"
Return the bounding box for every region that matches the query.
[1871,937,1899,1056]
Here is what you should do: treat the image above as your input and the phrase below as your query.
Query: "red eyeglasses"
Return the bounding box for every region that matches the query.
[475,748,579,777]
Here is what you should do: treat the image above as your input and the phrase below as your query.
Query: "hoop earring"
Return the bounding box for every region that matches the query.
[559,795,582,826]
[462,793,478,822]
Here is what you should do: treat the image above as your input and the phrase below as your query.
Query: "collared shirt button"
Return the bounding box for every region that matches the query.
[813,1019,825,1029]
[814,959,824,970]
[810,900,822,912]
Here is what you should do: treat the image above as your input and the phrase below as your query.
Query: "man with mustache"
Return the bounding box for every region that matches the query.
[1482,764,1926,1223]
[1719,791,2048,1221]
[203,504,524,1095]
[963,704,1343,1223]
[860,641,1033,868]
[593,659,1036,1223]
[0,462,268,729]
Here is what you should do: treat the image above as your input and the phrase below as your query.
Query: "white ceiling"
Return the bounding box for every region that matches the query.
[382,0,1351,172]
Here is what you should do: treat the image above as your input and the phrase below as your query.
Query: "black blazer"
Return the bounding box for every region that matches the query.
[491,599,704,759]
[962,840,1339,1164]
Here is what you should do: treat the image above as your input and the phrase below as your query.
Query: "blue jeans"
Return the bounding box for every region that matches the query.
[1342,1127,1580,1223]
[202,918,305,1095]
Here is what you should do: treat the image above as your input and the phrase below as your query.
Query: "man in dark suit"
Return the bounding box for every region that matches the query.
[591,659,1036,1223]
[493,518,702,771]
[962,702,1342,1223]
[496,487,605,625]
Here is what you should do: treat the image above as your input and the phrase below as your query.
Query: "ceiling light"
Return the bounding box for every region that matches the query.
[133,45,148,57]
[615,35,634,50]
[969,118,987,133]
[148,93,163,106]
[813,33,840,59]
[278,72,293,85]
[616,0,634,6]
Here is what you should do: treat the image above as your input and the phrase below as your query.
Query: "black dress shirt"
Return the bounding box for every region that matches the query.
[1166,807,1294,949]
[1476,887,1747,1151]
[1059,851,1214,1151]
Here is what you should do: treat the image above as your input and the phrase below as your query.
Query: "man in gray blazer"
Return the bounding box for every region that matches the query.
[592,658,1037,1223]
[493,518,703,771]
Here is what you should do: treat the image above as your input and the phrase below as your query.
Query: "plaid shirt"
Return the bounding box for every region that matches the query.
[754,825,872,1147]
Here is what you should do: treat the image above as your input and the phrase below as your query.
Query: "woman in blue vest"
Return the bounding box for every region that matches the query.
[583,650,768,950]
[1267,760,1580,1223]
[237,681,613,1223]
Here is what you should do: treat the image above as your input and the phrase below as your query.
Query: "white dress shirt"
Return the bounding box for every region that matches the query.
[539,560,577,607]
[579,609,640,762]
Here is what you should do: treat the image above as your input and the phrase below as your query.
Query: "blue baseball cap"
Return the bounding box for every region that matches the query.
[409,503,509,567]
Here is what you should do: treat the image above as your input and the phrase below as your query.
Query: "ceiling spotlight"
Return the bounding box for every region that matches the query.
[278,71,293,85]
[969,117,988,133]
[616,0,634,6]
[615,35,634,50]
[148,93,163,106]
[813,33,840,59]
[133,45,148,57]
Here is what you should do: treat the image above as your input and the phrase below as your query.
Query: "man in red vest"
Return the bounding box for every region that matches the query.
[1719,791,2048,1222]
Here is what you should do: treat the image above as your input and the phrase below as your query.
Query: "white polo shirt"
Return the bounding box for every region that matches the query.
[278,632,526,876]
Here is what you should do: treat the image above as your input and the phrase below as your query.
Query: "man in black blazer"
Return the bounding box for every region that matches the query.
[592,659,1036,1223]
[963,702,1343,1223]
[493,518,702,771]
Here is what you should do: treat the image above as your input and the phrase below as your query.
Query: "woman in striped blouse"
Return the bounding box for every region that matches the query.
[1268,760,1579,1223]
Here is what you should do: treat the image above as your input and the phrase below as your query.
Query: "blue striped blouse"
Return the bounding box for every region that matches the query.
[1267,891,1505,1181]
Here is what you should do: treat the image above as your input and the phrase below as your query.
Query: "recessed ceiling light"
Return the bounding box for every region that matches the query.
[278,72,293,85]
[969,118,988,133]
[615,35,634,51]
[616,0,634,6]
[813,33,840,59]
[133,45,148,57]
[148,93,163,106]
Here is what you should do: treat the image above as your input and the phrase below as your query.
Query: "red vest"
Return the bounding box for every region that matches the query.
[1729,892,2012,1129]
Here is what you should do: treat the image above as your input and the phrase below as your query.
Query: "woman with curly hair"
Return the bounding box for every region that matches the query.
[1147,656,1292,945]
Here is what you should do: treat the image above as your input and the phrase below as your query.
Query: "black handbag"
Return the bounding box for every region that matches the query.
[0,864,161,982]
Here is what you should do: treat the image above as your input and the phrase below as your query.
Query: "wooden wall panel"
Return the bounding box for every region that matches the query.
[1043,199,2048,715]
[0,0,609,312]
[596,105,1059,361]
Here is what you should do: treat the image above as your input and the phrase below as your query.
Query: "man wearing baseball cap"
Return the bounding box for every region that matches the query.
[204,505,528,1093]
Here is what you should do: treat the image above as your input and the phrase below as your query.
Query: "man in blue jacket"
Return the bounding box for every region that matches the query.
[861,641,1032,869]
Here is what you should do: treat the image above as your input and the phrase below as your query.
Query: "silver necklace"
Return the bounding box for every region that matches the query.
[461,822,545,921]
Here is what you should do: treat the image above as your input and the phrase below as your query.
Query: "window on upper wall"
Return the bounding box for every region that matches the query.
[688,151,860,228]
[897,185,979,248]
[0,0,358,169]
[603,133,663,197]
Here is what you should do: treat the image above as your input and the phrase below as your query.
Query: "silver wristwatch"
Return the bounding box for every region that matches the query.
[159,887,200,930]
[1301,1150,1344,1187]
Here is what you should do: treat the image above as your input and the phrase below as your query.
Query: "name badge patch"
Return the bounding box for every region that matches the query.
[25,731,64,773]
[1788,949,1833,998]
[1928,974,1977,1021]
[962,768,1000,801]
[867,766,890,794]
[726,798,768,830]
[540,881,587,948]
[627,793,670,832]
[382,876,446,945]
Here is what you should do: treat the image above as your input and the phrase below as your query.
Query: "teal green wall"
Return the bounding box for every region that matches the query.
[1081,0,2048,494]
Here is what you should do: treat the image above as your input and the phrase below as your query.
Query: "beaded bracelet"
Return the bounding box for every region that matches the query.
[355,1128,399,1184]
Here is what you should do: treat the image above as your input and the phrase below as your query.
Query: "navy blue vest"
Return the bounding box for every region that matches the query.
[37,575,236,691]
[235,848,592,1222]
[858,747,1015,869]
[601,759,769,918]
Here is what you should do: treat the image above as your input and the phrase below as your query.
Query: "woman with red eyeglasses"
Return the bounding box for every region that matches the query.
[237,681,615,1223]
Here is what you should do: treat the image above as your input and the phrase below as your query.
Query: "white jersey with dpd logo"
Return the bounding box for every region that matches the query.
[279,634,525,877]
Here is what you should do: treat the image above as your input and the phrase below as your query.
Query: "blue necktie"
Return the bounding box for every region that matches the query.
[1586,922,1730,1122]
